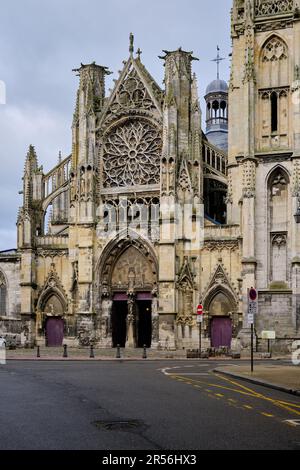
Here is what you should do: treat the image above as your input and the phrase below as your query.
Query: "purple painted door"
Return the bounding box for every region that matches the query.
[46,318,64,347]
[211,317,232,348]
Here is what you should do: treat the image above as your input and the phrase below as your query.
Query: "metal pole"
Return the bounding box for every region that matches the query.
[199,322,202,359]
[116,344,121,359]
[63,344,68,358]
[143,344,147,359]
[251,323,254,373]
[267,339,270,354]
[90,344,95,358]
[37,345,40,358]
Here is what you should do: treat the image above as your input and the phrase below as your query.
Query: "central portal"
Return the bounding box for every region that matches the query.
[111,293,152,348]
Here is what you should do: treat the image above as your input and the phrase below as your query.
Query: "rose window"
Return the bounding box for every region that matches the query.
[102,121,161,188]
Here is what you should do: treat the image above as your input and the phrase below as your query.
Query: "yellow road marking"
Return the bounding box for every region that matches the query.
[243,405,253,409]
[261,412,274,418]
[215,393,224,398]
[214,373,300,417]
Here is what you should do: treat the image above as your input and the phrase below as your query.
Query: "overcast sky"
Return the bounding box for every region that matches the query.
[0,0,232,250]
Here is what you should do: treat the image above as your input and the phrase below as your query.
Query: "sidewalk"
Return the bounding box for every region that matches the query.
[4,346,187,361]
[214,364,300,396]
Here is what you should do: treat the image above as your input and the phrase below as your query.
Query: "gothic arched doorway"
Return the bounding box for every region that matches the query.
[42,294,65,347]
[98,236,158,348]
[208,292,233,348]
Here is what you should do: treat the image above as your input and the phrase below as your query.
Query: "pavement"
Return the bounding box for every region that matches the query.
[214,364,300,396]
[0,359,300,450]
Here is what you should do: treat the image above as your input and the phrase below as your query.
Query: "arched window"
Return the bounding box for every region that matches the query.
[261,35,288,88]
[0,271,7,316]
[268,168,289,283]
[271,92,278,133]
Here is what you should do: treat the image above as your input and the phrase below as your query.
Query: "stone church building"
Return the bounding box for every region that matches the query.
[0,0,300,352]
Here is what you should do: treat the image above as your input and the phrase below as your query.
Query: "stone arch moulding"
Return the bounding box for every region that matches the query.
[36,266,68,316]
[265,164,290,186]
[96,229,158,296]
[260,34,288,62]
[202,285,238,315]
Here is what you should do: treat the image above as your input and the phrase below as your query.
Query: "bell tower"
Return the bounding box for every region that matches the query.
[229,0,300,342]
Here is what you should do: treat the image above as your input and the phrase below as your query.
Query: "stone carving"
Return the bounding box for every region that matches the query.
[255,0,294,17]
[243,159,256,198]
[292,159,300,197]
[272,233,287,247]
[105,66,158,119]
[0,272,6,287]
[103,120,161,187]
[178,165,192,192]
[262,36,288,62]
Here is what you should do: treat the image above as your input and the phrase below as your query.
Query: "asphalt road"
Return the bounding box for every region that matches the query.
[0,360,299,450]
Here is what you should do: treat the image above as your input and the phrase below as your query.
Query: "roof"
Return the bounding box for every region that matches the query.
[205,79,228,95]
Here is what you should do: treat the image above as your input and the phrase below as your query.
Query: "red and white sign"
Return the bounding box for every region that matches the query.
[249,288,257,301]
[197,304,203,315]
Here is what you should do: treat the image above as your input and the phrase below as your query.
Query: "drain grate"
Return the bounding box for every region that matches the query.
[93,419,145,432]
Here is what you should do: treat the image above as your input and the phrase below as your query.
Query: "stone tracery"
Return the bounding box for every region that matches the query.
[102,120,161,188]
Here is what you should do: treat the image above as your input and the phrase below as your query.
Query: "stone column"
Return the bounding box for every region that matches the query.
[151,296,159,349]
[126,295,136,348]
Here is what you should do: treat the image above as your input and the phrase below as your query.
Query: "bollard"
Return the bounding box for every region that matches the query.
[37,345,40,358]
[90,344,95,358]
[116,344,121,359]
[143,344,147,359]
[63,344,68,358]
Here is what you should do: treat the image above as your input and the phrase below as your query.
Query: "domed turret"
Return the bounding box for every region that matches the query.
[204,48,228,152]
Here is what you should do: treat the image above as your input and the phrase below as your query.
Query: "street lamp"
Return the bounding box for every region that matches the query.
[294,197,300,224]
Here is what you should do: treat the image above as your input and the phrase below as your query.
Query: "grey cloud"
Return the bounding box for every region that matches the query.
[0,0,232,250]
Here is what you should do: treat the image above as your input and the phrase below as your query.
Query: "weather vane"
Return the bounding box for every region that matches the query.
[211,46,225,80]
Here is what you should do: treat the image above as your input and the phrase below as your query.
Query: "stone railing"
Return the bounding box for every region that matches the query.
[36,236,68,247]
[255,0,294,17]
[202,140,227,178]
[204,224,241,240]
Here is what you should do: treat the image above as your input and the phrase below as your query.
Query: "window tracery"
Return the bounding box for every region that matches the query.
[102,120,161,188]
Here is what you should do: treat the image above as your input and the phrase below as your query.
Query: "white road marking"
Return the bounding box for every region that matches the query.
[284,419,300,427]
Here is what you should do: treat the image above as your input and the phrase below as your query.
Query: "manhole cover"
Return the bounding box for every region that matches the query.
[93,419,145,432]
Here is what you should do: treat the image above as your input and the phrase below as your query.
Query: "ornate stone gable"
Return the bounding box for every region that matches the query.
[98,57,163,129]
[37,264,68,312]
[176,257,196,289]
[201,263,239,305]
[178,159,192,192]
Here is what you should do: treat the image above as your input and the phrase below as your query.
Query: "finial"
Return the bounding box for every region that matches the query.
[58,151,62,163]
[136,48,142,60]
[129,33,134,55]
[211,45,225,80]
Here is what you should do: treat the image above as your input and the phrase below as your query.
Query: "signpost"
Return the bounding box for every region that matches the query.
[248,288,257,373]
[197,304,203,358]
[261,330,276,354]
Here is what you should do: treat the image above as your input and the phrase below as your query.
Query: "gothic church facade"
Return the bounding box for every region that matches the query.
[0,0,299,352]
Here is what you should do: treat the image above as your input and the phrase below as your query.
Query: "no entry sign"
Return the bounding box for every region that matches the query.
[197,304,203,315]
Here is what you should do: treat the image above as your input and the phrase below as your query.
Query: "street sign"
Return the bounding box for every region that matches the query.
[249,288,257,301]
[261,330,276,340]
[197,304,203,315]
[247,314,254,325]
[196,315,203,324]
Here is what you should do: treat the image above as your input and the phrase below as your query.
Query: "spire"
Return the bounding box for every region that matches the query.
[211,46,225,80]
[24,144,38,175]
